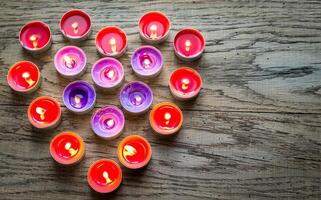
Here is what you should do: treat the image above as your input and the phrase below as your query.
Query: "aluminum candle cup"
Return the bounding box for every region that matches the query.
[131,46,163,79]
[149,102,183,136]
[173,28,205,62]
[19,21,52,54]
[119,81,153,115]
[169,67,202,100]
[28,96,61,130]
[50,132,85,165]
[139,11,170,44]
[60,9,92,42]
[87,159,122,193]
[63,80,96,114]
[91,57,124,91]
[117,135,152,169]
[91,105,125,140]
[95,26,127,58]
[7,61,41,94]
[54,46,87,79]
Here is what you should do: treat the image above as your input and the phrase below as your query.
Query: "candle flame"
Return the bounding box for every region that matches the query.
[64,142,78,157]
[63,55,76,69]
[106,69,115,79]
[22,72,35,87]
[103,171,113,184]
[182,78,190,90]
[164,112,171,125]
[36,107,46,120]
[72,22,79,34]
[134,95,142,105]
[30,34,38,48]
[185,40,191,52]
[74,95,81,108]
[123,145,137,157]
[109,38,117,54]
[150,24,158,40]
[106,119,115,127]
[143,58,151,68]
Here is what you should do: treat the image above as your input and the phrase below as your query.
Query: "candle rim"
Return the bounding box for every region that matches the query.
[54,45,87,76]
[173,28,205,59]
[19,21,52,51]
[27,96,61,129]
[149,102,183,135]
[117,135,152,169]
[95,26,127,57]
[91,105,125,139]
[87,159,122,193]
[91,57,124,88]
[63,80,96,112]
[7,61,41,92]
[59,9,92,39]
[169,67,202,99]
[50,131,85,165]
[138,11,171,41]
[131,45,163,76]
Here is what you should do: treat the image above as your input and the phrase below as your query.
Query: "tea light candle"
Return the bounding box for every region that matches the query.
[117,135,152,169]
[63,80,96,114]
[169,67,202,100]
[173,28,205,61]
[95,26,127,58]
[7,61,41,94]
[50,131,85,165]
[87,159,122,193]
[119,81,153,115]
[54,46,87,79]
[91,57,124,90]
[131,46,163,79]
[91,105,125,140]
[60,9,92,42]
[139,11,170,44]
[28,96,61,129]
[19,21,52,53]
[149,102,183,136]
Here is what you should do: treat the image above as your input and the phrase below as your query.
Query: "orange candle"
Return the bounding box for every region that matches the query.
[50,132,85,165]
[117,135,152,169]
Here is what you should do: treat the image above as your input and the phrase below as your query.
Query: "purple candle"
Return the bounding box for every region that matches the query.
[131,46,163,79]
[63,80,96,114]
[91,57,124,90]
[119,81,153,115]
[91,105,125,140]
[54,46,87,79]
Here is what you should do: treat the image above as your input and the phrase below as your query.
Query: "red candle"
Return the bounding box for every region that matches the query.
[60,9,92,42]
[19,21,52,53]
[173,28,205,61]
[169,67,202,100]
[117,135,152,169]
[149,102,183,136]
[28,96,61,129]
[95,26,127,58]
[7,61,41,94]
[139,11,170,44]
[87,159,122,193]
[50,132,85,165]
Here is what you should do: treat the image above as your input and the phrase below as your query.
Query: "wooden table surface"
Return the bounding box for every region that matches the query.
[0,0,320,199]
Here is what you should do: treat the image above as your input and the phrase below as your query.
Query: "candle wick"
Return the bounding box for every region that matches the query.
[185,40,191,52]
[123,145,137,157]
[109,38,117,54]
[65,142,78,157]
[164,112,171,125]
[30,34,38,48]
[103,171,113,184]
[22,72,35,87]
[72,22,79,34]
[150,24,158,40]
[36,107,46,120]
[182,78,190,90]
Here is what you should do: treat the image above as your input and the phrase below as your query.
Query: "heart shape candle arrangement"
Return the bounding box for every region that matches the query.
[7,9,205,194]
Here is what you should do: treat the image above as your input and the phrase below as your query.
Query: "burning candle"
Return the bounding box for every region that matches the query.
[149,102,183,136]
[139,11,170,44]
[19,21,52,53]
[117,135,152,169]
[87,159,122,193]
[7,61,41,94]
[54,46,87,79]
[131,46,163,79]
[91,105,125,140]
[63,80,96,114]
[28,96,61,129]
[173,28,205,61]
[95,26,127,58]
[119,81,153,115]
[91,57,124,91]
[50,131,85,165]
[59,9,92,42]
[169,67,202,100]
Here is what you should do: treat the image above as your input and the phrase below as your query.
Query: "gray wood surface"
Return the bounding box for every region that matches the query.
[0,0,320,199]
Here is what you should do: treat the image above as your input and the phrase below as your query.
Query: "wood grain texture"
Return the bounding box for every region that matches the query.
[0,0,320,200]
